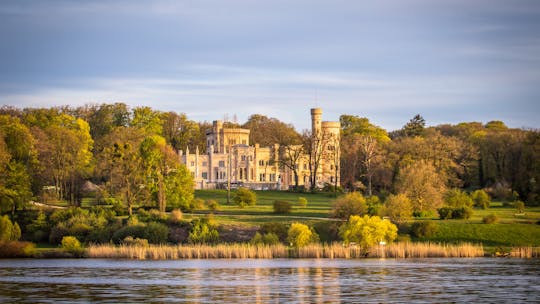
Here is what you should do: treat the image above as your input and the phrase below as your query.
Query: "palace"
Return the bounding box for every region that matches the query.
[179,108,340,190]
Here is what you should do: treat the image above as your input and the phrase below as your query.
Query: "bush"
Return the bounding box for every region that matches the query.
[250,232,280,245]
[366,196,382,216]
[144,222,169,244]
[0,215,21,242]
[205,199,219,210]
[0,241,36,258]
[438,207,453,220]
[260,222,288,242]
[382,194,412,224]
[287,223,319,248]
[138,209,167,223]
[169,209,183,224]
[451,207,473,219]
[444,189,473,208]
[297,197,308,208]
[122,236,149,247]
[112,224,147,244]
[471,190,491,209]
[331,192,367,219]
[514,200,525,214]
[339,215,397,248]
[410,221,438,238]
[61,236,84,257]
[482,214,499,224]
[312,221,340,243]
[273,200,292,214]
[233,187,257,207]
[190,198,205,210]
[188,218,219,244]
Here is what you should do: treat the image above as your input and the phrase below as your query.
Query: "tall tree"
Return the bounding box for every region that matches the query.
[243,114,301,146]
[161,112,200,152]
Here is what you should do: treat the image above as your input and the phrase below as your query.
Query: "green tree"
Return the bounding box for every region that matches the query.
[382,193,413,224]
[233,187,257,207]
[243,114,301,146]
[401,114,426,137]
[331,192,368,219]
[395,160,446,214]
[339,215,397,248]
[0,215,21,241]
[287,222,319,247]
[444,189,473,208]
[161,111,200,151]
[132,106,163,135]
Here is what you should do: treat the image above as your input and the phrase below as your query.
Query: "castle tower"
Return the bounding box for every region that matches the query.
[311,108,322,136]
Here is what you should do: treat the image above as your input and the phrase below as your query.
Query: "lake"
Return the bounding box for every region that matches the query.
[0,258,539,303]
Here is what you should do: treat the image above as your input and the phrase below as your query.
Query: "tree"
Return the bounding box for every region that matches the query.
[131,106,163,136]
[243,114,301,146]
[382,194,413,224]
[279,144,304,190]
[0,215,21,242]
[339,215,397,249]
[161,112,200,152]
[401,114,426,137]
[395,160,446,214]
[331,192,368,219]
[340,115,390,195]
[287,222,319,247]
[303,129,329,191]
[471,189,491,209]
[444,189,473,208]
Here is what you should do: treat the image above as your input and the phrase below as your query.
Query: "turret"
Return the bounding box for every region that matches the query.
[311,108,322,136]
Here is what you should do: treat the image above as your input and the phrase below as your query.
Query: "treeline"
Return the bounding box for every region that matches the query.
[340,114,540,207]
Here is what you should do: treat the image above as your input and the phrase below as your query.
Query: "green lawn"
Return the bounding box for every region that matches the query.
[191,190,540,248]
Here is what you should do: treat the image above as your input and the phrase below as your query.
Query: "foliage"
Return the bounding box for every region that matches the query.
[438,207,453,220]
[61,236,84,257]
[514,201,525,213]
[48,207,112,244]
[26,211,51,242]
[444,189,473,208]
[242,114,301,147]
[273,200,292,214]
[260,222,288,242]
[471,189,491,209]
[410,221,439,238]
[438,206,473,219]
[191,198,205,210]
[287,222,319,248]
[331,192,367,219]
[205,199,219,210]
[339,215,398,248]
[188,218,219,244]
[0,241,36,258]
[250,232,280,245]
[112,224,146,244]
[0,215,21,241]
[122,236,149,247]
[482,214,499,224]
[168,209,183,224]
[144,222,169,244]
[233,187,257,207]
[381,194,413,224]
[400,114,426,138]
[366,195,382,216]
[297,197,308,208]
[395,160,446,213]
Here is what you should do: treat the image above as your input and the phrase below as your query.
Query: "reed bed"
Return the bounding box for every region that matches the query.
[510,247,540,258]
[87,242,485,259]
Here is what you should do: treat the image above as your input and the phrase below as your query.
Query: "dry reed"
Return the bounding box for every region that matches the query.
[510,247,540,258]
[87,242,486,260]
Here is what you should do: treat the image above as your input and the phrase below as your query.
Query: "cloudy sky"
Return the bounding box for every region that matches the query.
[1,0,539,131]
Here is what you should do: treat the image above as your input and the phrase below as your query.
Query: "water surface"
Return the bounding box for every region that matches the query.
[0,258,538,303]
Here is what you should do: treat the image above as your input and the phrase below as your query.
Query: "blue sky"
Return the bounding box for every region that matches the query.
[1,0,539,131]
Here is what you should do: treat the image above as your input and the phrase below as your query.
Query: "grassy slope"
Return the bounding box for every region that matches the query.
[193,190,540,247]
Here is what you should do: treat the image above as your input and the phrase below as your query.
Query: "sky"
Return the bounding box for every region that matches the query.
[1,0,539,132]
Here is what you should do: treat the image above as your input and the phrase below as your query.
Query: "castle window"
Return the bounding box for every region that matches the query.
[330,176,334,183]
[303,164,307,170]
[241,155,246,161]
[202,172,208,179]
[202,162,207,167]
[328,145,335,151]
[330,164,334,170]
[269,174,276,182]
[259,174,265,182]
[190,161,195,167]
[219,161,225,167]
[259,160,264,166]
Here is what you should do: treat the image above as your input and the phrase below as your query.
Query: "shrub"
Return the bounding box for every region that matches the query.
[366,196,382,216]
[169,209,183,224]
[0,215,21,242]
[188,218,219,244]
[205,199,219,210]
[297,197,308,208]
[331,192,367,219]
[313,221,341,243]
[438,207,453,219]
[444,189,473,208]
[26,212,51,242]
[471,190,491,209]
[410,221,438,238]
[0,241,36,258]
[260,222,288,242]
[61,236,84,257]
[339,215,397,248]
[122,236,149,247]
[451,207,473,219]
[190,198,205,210]
[112,225,147,244]
[273,200,292,214]
[144,222,169,244]
[514,201,525,214]
[250,232,280,245]
[287,223,319,248]
[382,194,412,224]
[233,187,257,207]
[138,209,167,223]
[482,214,499,224]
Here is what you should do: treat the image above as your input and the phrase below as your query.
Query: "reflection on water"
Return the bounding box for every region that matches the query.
[0,258,539,303]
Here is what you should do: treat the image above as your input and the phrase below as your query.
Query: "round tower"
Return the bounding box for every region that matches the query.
[311,108,322,136]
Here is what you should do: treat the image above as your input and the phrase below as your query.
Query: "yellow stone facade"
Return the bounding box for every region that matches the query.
[180,108,340,190]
